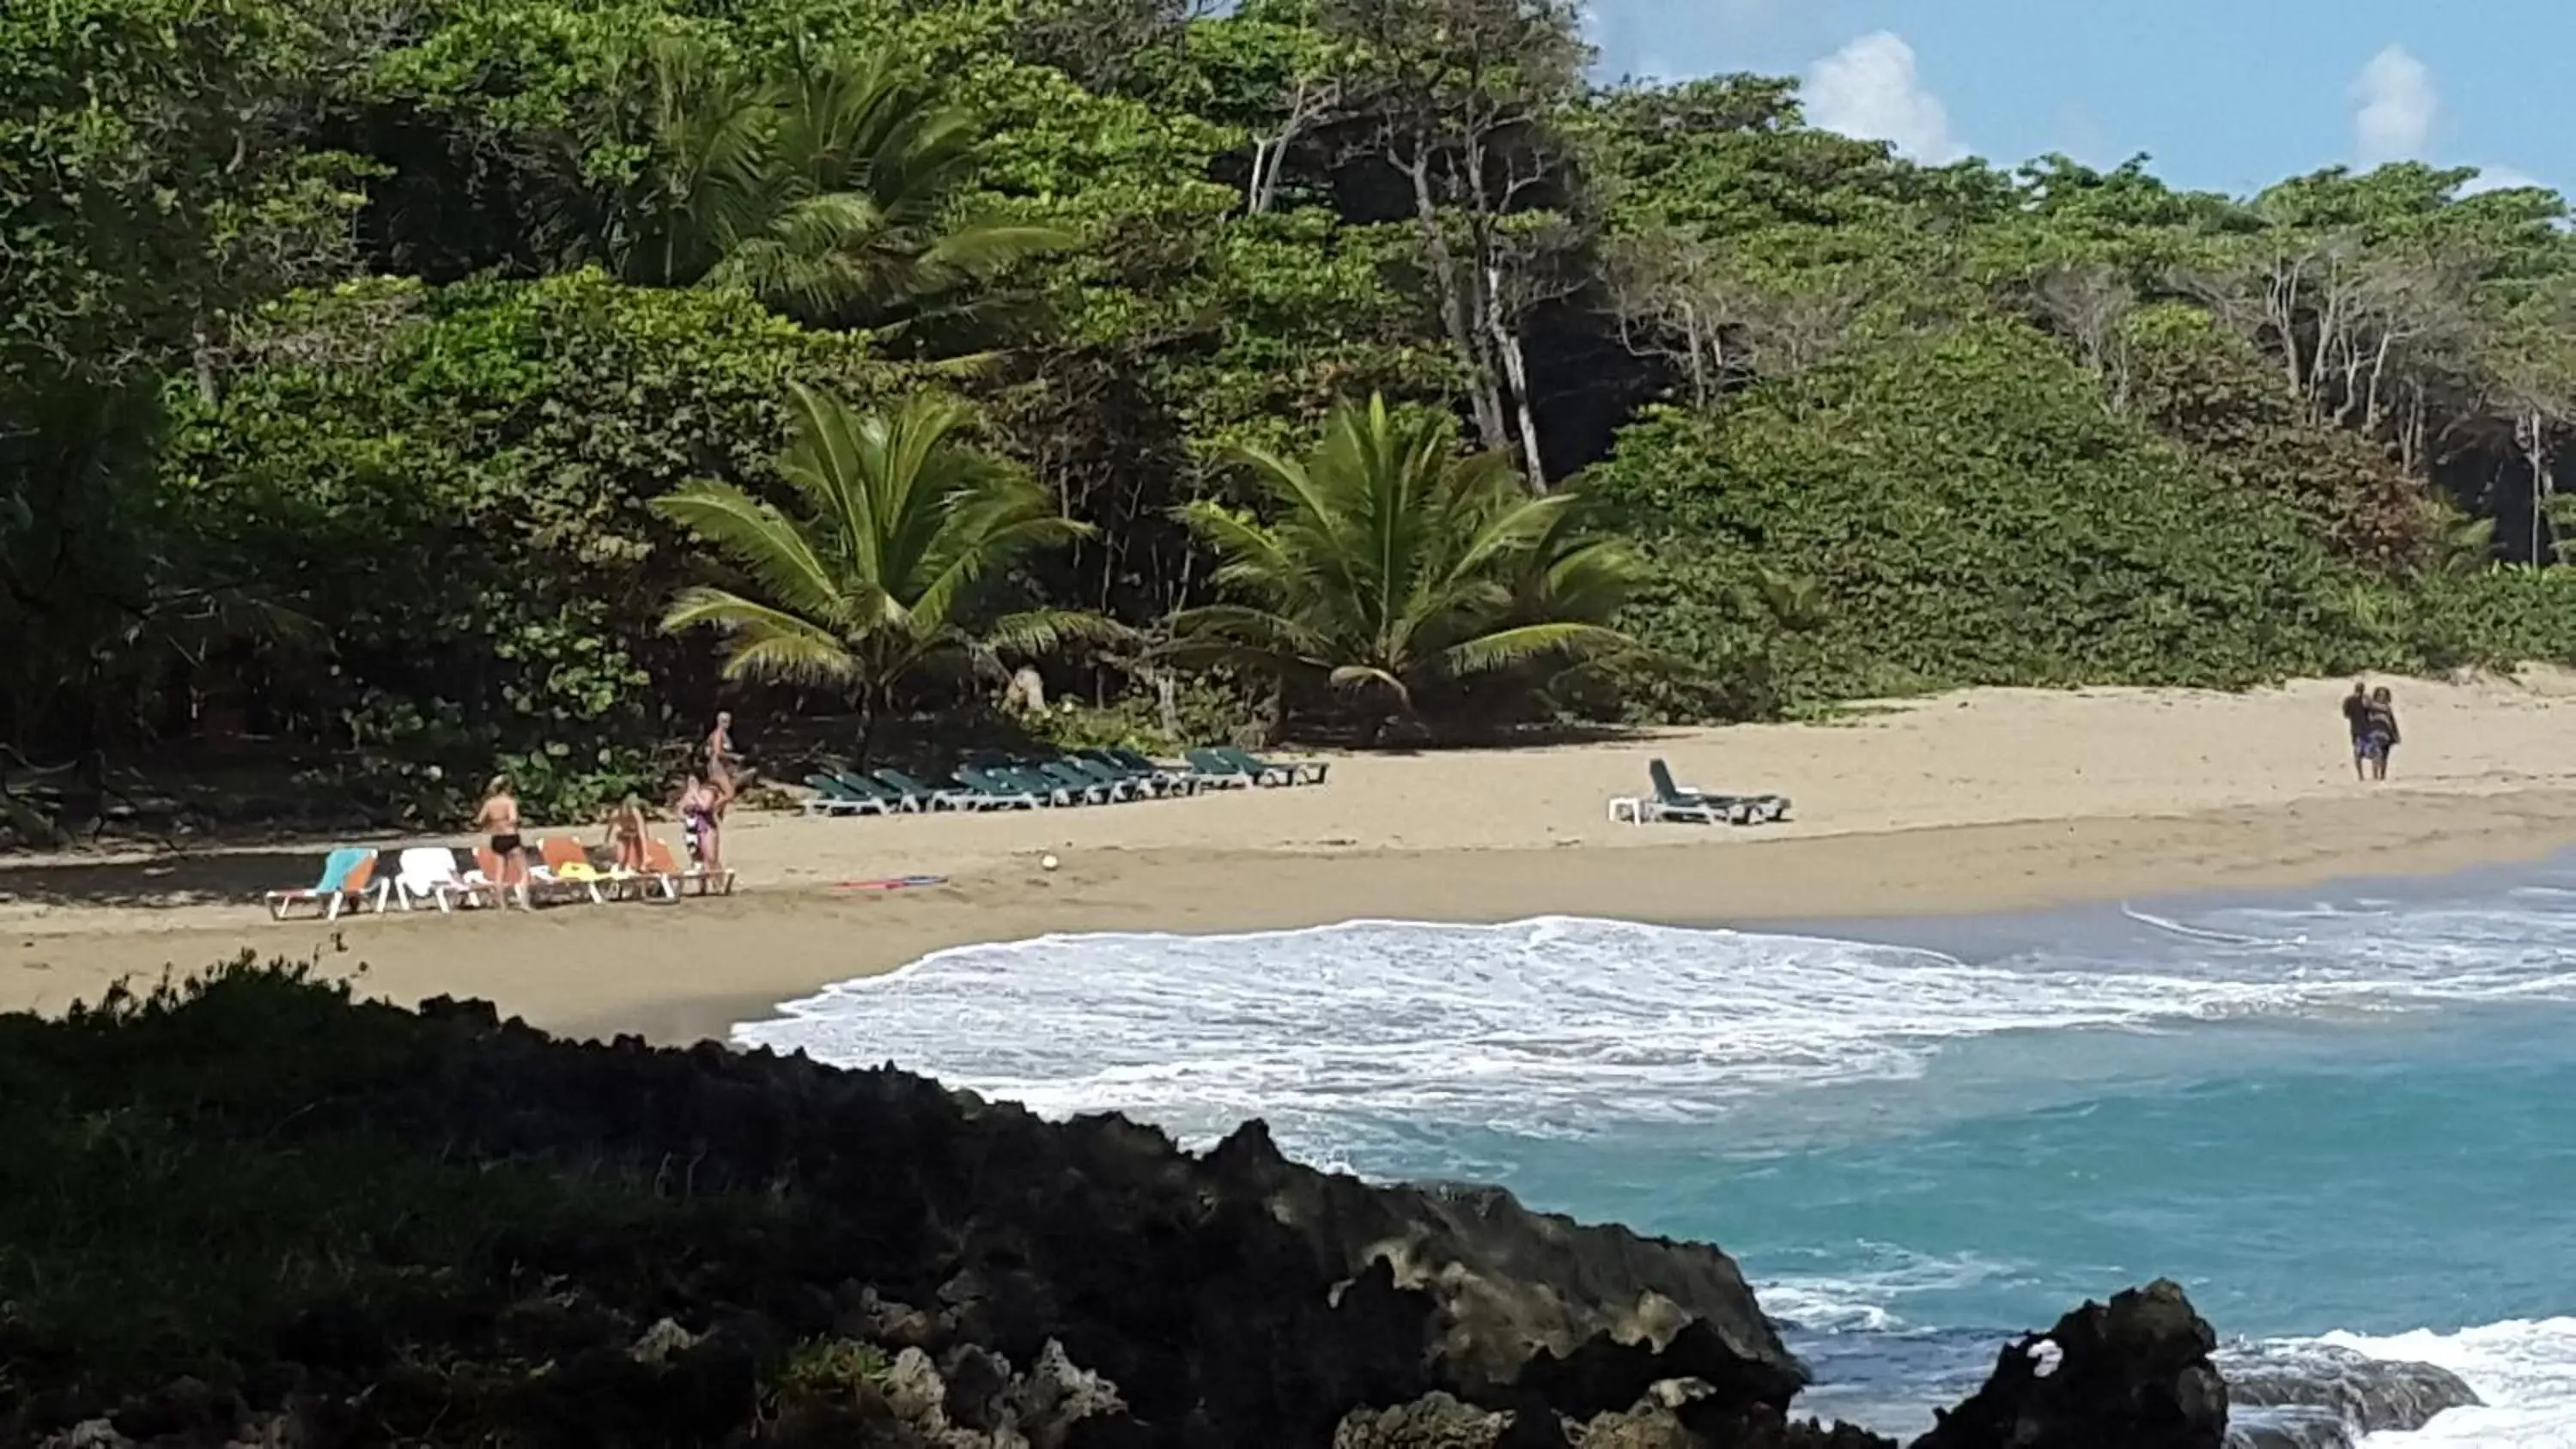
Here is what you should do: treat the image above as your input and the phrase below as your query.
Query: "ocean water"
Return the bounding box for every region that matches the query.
[733,863,2576,1446]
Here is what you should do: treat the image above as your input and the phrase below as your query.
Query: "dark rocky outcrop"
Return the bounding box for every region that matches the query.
[2217,1341,2480,1448]
[4,977,2276,1448]
[1911,1280,2229,1449]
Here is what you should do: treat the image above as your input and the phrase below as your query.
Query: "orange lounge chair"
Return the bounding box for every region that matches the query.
[467,846,532,908]
[530,835,607,905]
[265,848,381,920]
[645,836,733,897]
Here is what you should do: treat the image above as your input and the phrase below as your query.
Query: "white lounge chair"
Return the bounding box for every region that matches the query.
[389,846,490,912]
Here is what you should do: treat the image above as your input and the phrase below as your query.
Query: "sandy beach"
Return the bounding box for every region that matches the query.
[9,671,2576,1044]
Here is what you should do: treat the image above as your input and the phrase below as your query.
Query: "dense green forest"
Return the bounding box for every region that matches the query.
[10,0,2576,828]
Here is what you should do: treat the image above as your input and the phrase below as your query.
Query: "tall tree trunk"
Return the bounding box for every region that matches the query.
[854,682,879,770]
[1402,154,1507,451]
[1489,300,1546,491]
[2525,409,2555,567]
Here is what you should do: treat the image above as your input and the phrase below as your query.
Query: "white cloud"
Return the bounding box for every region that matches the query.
[2350,45,2437,167]
[1803,32,1965,164]
[2458,164,2547,197]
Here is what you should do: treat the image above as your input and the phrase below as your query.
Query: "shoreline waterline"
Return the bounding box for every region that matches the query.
[14,784,2576,1047]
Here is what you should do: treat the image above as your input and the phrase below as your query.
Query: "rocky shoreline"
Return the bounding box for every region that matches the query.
[0,966,2476,1446]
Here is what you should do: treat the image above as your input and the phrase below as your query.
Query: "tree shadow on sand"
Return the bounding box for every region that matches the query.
[0,847,357,912]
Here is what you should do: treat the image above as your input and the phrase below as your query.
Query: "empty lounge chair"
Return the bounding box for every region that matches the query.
[265,847,381,920]
[874,767,981,811]
[1184,748,1261,788]
[1036,758,1122,803]
[802,773,886,816]
[1212,743,1326,785]
[389,846,493,912]
[1642,758,1790,826]
[953,763,1046,809]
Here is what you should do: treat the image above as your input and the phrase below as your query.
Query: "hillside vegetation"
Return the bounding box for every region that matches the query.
[9,0,2576,823]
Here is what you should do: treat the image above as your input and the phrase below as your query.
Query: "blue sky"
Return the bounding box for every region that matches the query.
[1585,0,2563,198]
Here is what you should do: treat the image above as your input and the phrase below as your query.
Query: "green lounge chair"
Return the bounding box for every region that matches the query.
[1036,758,1123,803]
[1182,748,1263,787]
[1099,748,1198,794]
[1212,743,1325,785]
[803,773,886,816]
[951,764,1043,809]
[831,772,915,812]
[875,768,981,812]
[1067,753,1158,798]
[1643,758,1789,826]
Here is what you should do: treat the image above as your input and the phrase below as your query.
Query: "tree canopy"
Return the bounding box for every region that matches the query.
[9,0,2576,825]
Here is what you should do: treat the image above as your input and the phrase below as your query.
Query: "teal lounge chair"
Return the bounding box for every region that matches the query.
[1183,748,1261,788]
[803,773,886,816]
[1099,748,1198,794]
[1067,753,1157,798]
[951,764,1043,809]
[1212,743,1325,785]
[831,772,914,812]
[1037,758,1123,803]
[265,847,382,920]
[1643,758,1790,826]
[875,768,981,812]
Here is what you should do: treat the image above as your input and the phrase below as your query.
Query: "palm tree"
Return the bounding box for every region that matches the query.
[605,36,1066,333]
[1166,394,1646,734]
[653,385,1102,761]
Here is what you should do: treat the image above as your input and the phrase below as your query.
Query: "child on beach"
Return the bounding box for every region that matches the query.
[2363,687,2402,782]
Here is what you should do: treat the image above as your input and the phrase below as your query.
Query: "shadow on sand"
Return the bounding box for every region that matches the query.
[0,846,351,912]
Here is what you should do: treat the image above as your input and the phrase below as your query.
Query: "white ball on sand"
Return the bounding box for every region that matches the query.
[1041,853,1060,872]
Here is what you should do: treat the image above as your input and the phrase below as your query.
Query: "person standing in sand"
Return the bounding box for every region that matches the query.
[603,794,649,874]
[677,773,727,877]
[706,711,739,790]
[2342,681,2374,780]
[2364,686,2402,782]
[471,775,530,905]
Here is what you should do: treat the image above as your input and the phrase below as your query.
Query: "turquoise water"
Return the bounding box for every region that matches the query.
[736,863,2576,1444]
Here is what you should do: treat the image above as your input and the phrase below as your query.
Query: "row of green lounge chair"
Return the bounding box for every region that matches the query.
[801,745,1327,816]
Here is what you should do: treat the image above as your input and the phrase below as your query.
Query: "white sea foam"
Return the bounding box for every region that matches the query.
[1754,1246,2016,1334]
[732,908,2576,1167]
[2325,1319,2576,1446]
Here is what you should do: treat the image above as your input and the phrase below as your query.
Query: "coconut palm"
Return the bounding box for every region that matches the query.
[653,385,1102,759]
[606,36,1066,333]
[1166,394,1646,731]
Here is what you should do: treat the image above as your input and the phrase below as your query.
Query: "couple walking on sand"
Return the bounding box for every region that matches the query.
[2342,682,2402,782]
[468,712,744,895]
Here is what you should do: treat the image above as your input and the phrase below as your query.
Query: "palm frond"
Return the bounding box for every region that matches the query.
[650,481,848,623]
[659,586,864,686]
[1437,621,1640,679]
[982,608,1136,658]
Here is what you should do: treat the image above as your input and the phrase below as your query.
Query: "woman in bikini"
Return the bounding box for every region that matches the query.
[603,794,650,874]
[471,775,528,903]
[677,773,726,877]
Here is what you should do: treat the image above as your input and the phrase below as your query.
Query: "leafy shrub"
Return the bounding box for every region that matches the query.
[162,272,906,822]
[1585,320,2390,712]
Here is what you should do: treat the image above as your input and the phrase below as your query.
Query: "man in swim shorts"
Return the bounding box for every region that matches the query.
[2341,681,2372,781]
